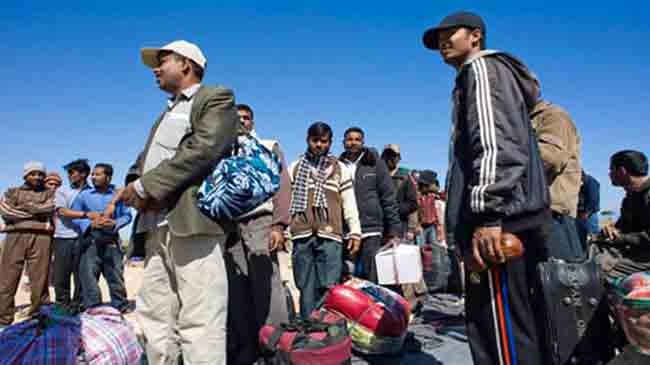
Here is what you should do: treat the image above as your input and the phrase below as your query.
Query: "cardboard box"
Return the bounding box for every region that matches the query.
[375,244,423,285]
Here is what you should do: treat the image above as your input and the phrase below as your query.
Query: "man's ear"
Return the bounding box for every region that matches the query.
[470,28,483,48]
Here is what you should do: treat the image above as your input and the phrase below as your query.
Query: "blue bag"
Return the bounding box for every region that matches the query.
[197,136,281,220]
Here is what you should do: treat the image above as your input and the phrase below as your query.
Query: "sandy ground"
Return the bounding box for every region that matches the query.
[13,250,299,327]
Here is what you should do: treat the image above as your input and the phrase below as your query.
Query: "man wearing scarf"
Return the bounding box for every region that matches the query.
[288,122,361,317]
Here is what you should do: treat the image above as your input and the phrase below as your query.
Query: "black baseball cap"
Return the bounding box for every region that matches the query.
[422,11,486,50]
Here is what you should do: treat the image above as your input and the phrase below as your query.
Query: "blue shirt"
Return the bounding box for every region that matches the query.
[54,184,90,239]
[71,185,132,235]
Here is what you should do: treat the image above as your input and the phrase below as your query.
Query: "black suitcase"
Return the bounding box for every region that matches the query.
[536,247,615,365]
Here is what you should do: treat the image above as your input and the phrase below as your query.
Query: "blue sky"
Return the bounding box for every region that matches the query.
[1,0,648,220]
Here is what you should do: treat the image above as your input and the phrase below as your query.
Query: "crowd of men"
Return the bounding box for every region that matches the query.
[0,9,648,365]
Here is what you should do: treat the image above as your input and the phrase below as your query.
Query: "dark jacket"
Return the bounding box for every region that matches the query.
[614,178,650,247]
[340,148,401,237]
[598,179,650,278]
[445,50,551,250]
[578,172,600,215]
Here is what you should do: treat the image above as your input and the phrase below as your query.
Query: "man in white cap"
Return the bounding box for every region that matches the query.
[114,40,238,364]
[0,161,55,329]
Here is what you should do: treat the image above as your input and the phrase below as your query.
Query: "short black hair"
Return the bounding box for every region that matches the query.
[236,104,254,120]
[344,127,365,139]
[611,150,648,177]
[94,163,114,177]
[381,148,400,161]
[63,159,91,176]
[307,121,333,141]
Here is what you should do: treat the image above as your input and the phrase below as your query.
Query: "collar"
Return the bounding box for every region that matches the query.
[343,151,364,165]
[457,49,499,75]
[89,184,116,194]
[167,83,201,108]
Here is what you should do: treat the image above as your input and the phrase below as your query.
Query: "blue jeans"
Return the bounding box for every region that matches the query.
[79,235,127,311]
[416,224,438,245]
[292,236,342,318]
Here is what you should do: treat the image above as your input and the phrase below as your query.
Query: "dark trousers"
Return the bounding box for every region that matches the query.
[52,237,82,309]
[225,215,289,365]
[357,235,382,284]
[548,213,584,261]
[0,232,51,325]
[465,225,550,365]
[292,236,342,318]
[79,237,127,311]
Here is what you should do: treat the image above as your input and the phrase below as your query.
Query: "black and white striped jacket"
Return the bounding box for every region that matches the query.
[444,50,551,250]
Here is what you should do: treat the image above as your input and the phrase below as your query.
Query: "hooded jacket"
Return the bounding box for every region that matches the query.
[445,50,551,250]
[340,147,401,237]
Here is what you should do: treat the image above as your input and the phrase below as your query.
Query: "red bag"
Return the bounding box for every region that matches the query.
[259,318,352,365]
[323,278,410,337]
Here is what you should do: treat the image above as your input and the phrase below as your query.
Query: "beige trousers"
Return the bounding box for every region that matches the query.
[136,226,228,365]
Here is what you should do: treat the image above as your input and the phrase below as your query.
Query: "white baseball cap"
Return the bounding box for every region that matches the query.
[141,40,207,70]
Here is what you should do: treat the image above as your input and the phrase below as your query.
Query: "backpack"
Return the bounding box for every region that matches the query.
[259,317,352,365]
[197,135,281,220]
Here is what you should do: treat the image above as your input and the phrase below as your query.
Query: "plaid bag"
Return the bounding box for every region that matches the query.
[80,306,142,365]
[0,305,81,365]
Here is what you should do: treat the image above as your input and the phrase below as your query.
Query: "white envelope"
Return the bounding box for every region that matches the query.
[375,244,423,285]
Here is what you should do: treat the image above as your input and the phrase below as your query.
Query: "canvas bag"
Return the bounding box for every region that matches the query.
[197,135,281,220]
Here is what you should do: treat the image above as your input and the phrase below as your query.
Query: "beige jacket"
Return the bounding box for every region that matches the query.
[531,100,582,217]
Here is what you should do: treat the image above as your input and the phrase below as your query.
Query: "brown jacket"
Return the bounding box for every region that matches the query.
[288,158,361,243]
[0,185,55,233]
[137,85,239,237]
[531,100,582,217]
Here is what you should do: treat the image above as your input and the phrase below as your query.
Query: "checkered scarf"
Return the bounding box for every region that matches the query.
[290,152,332,216]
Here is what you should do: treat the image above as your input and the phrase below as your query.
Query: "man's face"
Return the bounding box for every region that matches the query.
[343,131,364,154]
[307,134,332,157]
[153,52,186,94]
[609,165,627,187]
[385,156,399,171]
[91,167,111,189]
[24,171,45,189]
[238,109,254,132]
[45,179,61,191]
[67,169,86,188]
[437,27,481,67]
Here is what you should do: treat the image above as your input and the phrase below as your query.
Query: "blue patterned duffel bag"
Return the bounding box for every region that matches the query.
[197,135,281,220]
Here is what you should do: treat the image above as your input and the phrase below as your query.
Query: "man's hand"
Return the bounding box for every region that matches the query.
[405,231,415,242]
[120,183,149,211]
[602,224,621,242]
[269,230,286,252]
[347,237,362,257]
[86,211,101,220]
[627,313,650,349]
[471,225,505,271]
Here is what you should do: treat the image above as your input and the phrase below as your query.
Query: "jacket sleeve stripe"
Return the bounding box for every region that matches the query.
[470,58,498,214]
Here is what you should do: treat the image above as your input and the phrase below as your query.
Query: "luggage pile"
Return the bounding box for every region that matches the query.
[260,278,412,361]
[314,278,411,355]
[0,305,143,365]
